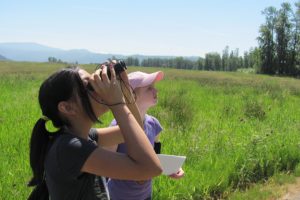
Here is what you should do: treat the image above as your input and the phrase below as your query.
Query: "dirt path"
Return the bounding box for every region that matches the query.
[280,178,300,200]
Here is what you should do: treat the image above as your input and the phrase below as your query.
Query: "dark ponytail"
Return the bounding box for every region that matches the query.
[28,118,50,200]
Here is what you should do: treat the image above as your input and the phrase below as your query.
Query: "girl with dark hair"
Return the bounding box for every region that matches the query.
[28,65,162,200]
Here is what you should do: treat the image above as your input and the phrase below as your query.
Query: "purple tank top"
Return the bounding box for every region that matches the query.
[107,114,162,200]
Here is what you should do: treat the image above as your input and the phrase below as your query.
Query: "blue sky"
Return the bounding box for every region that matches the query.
[0,0,298,57]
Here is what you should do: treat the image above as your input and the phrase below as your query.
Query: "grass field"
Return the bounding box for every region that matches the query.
[0,61,300,199]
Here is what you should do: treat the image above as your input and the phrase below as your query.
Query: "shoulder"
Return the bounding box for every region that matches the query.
[146,115,161,126]
[145,115,163,133]
[54,133,97,154]
[50,128,97,155]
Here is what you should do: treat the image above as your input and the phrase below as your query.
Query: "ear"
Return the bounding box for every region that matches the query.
[58,101,77,116]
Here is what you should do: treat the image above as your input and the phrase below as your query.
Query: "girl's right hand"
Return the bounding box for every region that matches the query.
[88,65,125,106]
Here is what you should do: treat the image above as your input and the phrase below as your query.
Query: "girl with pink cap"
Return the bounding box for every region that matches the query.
[106,71,184,200]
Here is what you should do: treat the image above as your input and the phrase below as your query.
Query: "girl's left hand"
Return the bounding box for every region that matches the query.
[168,168,184,179]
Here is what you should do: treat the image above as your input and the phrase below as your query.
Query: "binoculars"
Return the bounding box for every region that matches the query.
[87,60,127,91]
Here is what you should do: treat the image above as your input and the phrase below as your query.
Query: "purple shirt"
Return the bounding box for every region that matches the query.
[107,114,162,200]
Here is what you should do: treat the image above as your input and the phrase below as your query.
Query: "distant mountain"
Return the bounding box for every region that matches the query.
[0,54,8,60]
[0,42,126,64]
[0,42,201,64]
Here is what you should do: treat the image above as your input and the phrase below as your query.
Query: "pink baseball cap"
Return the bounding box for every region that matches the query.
[128,71,164,90]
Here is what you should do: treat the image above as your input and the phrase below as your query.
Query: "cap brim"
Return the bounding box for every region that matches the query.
[154,71,164,82]
[140,71,164,88]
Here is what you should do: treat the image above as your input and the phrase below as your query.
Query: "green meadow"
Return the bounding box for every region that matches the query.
[1,61,300,199]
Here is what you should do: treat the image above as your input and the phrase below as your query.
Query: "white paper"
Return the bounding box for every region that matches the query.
[157,154,186,175]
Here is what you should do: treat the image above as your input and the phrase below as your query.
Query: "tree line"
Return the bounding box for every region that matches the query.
[125,46,261,72]
[48,57,67,64]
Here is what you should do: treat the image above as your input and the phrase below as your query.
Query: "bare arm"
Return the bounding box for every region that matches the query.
[82,105,162,180]
[95,126,124,147]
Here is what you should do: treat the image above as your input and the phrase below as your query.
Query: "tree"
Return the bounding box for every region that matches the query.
[257,2,300,76]
[275,2,293,74]
[291,1,300,75]
[243,51,250,68]
[258,6,277,74]
[196,58,204,70]
[222,46,229,71]
[247,47,262,69]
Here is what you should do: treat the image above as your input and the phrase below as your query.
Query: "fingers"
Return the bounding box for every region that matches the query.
[87,69,100,92]
[89,61,119,89]
[88,64,124,105]
[168,168,185,179]
[169,173,184,179]
[101,64,110,83]
[93,70,102,88]
[110,64,117,82]
[92,65,112,85]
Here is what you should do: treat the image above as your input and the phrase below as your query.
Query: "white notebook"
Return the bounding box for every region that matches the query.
[157,154,186,175]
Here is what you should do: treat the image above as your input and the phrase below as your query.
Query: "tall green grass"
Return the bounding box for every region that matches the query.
[0,61,300,199]
[152,71,300,199]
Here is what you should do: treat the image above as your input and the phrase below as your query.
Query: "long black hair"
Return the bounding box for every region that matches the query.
[28,66,98,199]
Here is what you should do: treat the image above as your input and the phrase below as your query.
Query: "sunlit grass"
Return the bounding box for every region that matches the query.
[0,61,300,199]
[228,173,296,200]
